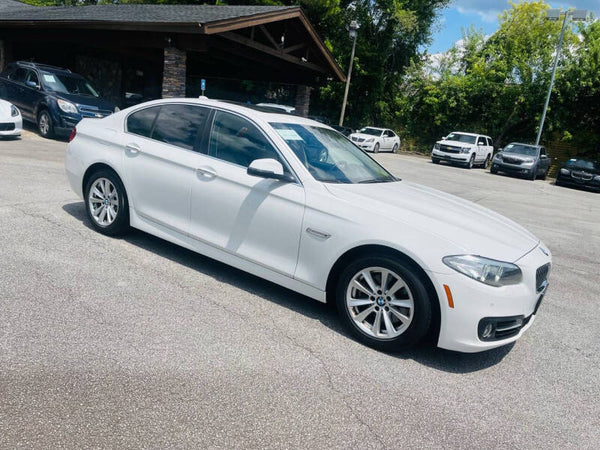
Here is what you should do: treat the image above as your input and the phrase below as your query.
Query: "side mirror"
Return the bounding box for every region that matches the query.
[498,148,504,152]
[441,136,447,140]
[541,154,548,159]
[247,158,292,182]
[25,80,39,89]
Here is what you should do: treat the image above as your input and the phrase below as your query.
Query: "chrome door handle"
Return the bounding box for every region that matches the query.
[196,167,217,178]
[125,143,141,154]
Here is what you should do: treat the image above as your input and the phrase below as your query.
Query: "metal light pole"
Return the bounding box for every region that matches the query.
[339,20,359,127]
[535,9,588,146]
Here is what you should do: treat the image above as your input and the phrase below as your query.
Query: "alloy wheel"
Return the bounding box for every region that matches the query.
[39,113,50,136]
[345,266,414,339]
[88,178,119,227]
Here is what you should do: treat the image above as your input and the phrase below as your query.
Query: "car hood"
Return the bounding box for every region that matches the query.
[438,139,475,148]
[350,133,380,140]
[325,181,539,262]
[0,99,14,118]
[497,152,536,162]
[54,93,115,111]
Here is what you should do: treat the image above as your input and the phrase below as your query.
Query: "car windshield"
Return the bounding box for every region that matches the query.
[357,127,382,136]
[565,158,600,172]
[445,133,476,144]
[41,72,99,97]
[503,144,539,156]
[271,123,396,184]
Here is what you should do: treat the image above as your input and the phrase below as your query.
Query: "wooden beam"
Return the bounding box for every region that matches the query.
[283,42,307,54]
[201,9,301,35]
[220,31,327,74]
[258,24,280,50]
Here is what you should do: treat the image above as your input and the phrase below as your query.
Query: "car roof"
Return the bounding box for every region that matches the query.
[507,142,541,148]
[451,131,491,138]
[14,61,73,75]
[133,97,329,128]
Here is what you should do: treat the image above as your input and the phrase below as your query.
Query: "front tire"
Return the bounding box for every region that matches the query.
[392,143,399,153]
[37,110,54,139]
[373,143,380,153]
[466,153,475,169]
[491,165,498,174]
[84,169,130,236]
[529,167,537,181]
[335,256,432,352]
[432,157,440,164]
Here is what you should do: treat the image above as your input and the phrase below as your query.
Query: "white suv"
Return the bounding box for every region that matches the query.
[431,132,493,169]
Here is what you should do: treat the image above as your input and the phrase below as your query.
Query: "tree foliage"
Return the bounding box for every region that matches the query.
[399,1,599,155]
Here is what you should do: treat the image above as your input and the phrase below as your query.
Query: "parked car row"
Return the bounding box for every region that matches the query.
[429,130,598,192]
[0,61,117,139]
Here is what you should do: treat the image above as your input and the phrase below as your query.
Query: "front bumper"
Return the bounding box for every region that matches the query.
[0,115,23,136]
[432,243,551,353]
[431,149,470,163]
[491,160,535,176]
[556,173,600,192]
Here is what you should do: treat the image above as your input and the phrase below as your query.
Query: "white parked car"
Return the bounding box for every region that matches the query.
[432,132,493,169]
[0,99,22,138]
[65,98,551,353]
[350,127,400,153]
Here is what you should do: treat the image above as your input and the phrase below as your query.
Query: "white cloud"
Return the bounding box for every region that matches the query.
[456,5,501,23]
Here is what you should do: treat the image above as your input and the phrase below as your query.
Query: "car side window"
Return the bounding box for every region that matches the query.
[151,104,209,151]
[477,136,486,145]
[487,137,493,146]
[209,110,281,168]
[127,106,160,138]
[11,68,27,84]
[26,70,39,87]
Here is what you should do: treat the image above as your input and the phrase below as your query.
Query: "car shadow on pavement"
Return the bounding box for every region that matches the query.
[62,201,514,374]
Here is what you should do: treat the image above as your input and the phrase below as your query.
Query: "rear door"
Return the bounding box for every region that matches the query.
[188,109,305,276]
[476,136,487,161]
[122,103,210,234]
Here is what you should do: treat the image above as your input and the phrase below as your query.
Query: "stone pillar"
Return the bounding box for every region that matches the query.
[295,85,312,117]
[161,47,187,98]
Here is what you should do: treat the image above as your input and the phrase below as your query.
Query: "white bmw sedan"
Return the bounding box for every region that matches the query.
[0,99,22,138]
[65,98,551,353]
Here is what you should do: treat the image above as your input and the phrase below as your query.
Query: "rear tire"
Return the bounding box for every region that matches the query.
[84,169,130,236]
[482,154,491,169]
[335,255,432,352]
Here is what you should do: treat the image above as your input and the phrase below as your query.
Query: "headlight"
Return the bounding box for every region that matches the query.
[522,158,534,164]
[114,106,120,113]
[460,147,470,154]
[366,138,374,143]
[57,99,78,114]
[10,105,20,117]
[443,255,522,287]
[494,153,502,161]
[594,175,600,181]
[434,143,440,150]
[560,168,570,175]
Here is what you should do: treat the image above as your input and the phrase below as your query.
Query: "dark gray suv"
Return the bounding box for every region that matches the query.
[490,143,551,180]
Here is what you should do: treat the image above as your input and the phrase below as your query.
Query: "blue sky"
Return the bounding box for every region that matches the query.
[427,0,600,54]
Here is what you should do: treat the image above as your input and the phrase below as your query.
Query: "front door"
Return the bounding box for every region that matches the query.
[189,109,305,277]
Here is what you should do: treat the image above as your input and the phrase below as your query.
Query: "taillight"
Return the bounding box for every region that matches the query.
[69,127,77,142]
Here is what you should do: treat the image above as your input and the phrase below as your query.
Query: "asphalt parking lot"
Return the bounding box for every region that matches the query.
[1,132,599,449]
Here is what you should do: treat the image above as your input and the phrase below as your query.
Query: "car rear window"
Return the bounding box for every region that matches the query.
[127,106,160,138]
